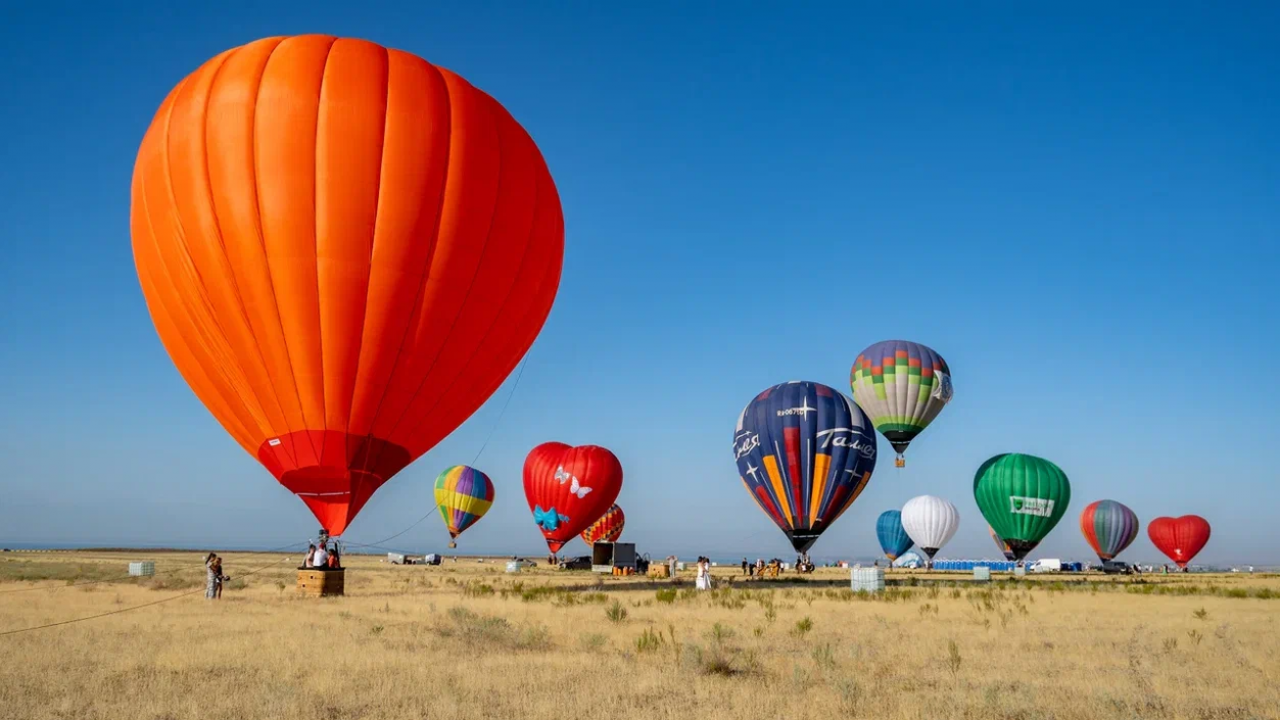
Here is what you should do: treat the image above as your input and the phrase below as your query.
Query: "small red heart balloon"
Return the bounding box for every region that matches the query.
[1147,515,1211,568]
[523,442,623,553]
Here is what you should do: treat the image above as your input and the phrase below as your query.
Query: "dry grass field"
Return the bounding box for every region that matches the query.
[1,550,1277,720]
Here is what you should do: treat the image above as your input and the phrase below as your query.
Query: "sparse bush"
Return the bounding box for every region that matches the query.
[1187,629,1203,646]
[517,625,552,650]
[462,581,495,598]
[946,640,962,677]
[1193,607,1208,620]
[812,642,835,670]
[792,616,813,638]
[655,588,677,604]
[709,622,735,643]
[836,678,861,716]
[606,600,628,624]
[579,633,607,652]
[636,627,664,653]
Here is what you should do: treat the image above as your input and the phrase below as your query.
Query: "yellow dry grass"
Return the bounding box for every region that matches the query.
[1,551,1277,720]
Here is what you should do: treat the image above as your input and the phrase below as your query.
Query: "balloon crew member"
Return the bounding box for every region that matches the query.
[205,553,218,599]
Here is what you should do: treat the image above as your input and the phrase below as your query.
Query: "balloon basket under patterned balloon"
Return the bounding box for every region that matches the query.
[296,569,345,597]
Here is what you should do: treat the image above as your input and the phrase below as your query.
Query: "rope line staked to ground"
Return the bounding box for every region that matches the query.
[0,549,303,638]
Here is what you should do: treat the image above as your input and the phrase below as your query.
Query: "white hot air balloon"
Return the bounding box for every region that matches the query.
[901,495,960,560]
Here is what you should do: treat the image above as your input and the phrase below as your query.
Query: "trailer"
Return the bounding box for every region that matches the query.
[591,541,636,573]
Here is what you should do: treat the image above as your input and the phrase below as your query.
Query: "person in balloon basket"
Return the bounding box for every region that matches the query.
[312,542,329,570]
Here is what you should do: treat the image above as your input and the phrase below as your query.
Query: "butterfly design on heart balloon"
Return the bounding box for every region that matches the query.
[524,442,623,553]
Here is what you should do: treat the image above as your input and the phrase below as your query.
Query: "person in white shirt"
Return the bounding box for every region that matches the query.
[313,544,329,570]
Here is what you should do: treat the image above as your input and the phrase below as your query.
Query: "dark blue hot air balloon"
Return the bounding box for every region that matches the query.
[732,380,878,553]
[876,509,914,561]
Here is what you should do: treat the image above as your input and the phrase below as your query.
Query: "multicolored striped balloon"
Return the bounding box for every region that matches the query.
[1080,499,1140,562]
[732,380,878,553]
[434,465,495,546]
[581,504,625,545]
[850,340,953,467]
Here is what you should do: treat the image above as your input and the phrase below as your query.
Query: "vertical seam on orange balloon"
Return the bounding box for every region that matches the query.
[355,60,454,479]
[250,38,322,470]
[337,43,386,509]
[135,173,256,452]
[377,78,507,447]
[405,150,559,447]
[141,75,259,449]
[161,74,262,437]
[199,46,301,471]
[312,37,339,495]
[339,43,390,505]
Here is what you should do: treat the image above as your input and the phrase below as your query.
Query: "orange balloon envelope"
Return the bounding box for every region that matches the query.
[131,36,564,535]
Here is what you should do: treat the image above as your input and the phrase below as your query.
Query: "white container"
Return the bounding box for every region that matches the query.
[973,566,992,581]
[505,560,521,573]
[128,561,155,577]
[1014,564,1027,577]
[850,567,885,593]
[387,552,406,565]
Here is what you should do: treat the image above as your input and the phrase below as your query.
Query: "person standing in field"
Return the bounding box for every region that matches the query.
[212,556,227,599]
[204,552,218,599]
[742,557,749,575]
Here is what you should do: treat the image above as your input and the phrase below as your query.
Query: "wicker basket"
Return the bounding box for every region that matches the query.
[647,564,671,579]
[296,569,345,597]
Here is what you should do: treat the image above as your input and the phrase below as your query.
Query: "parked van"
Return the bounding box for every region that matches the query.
[1030,558,1062,573]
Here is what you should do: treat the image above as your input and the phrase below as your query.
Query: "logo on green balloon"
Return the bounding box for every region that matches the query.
[1009,496,1054,517]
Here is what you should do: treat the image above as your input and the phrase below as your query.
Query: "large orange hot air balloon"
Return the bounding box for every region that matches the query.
[131,36,564,536]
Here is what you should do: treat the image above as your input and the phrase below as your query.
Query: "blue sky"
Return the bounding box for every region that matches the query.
[1,3,1276,565]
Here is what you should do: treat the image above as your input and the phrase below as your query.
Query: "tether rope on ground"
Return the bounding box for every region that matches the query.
[0,540,311,595]
[0,546,305,638]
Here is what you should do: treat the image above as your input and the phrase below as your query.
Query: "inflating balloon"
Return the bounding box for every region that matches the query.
[523,443,622,554]
[434,466,494,548]
[1148,515,1211,569]
[131,35,564,536]
[900,495,960,560]
[876,510,914,562]
[732,381,878,553]
[850,340,952,468]
[581,504,625,546]
[989,525,1016,562]
[973,454,1070,560]
[1080,500,1139,563]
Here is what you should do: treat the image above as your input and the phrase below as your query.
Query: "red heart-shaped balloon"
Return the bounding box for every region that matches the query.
[1147,515,1211,568]
[523,442,623,553]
